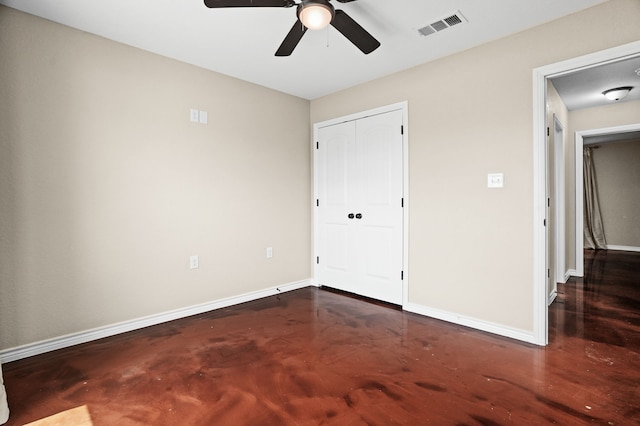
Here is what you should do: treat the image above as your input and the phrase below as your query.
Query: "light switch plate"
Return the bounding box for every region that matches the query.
[199,110,208,124]
[190,109,199,123]
[487,173,504,188]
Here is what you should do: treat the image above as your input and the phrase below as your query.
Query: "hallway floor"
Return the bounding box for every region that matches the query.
[2,250,639,425]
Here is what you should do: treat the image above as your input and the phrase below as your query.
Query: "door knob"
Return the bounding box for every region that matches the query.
[348,213,355,219]
[355,213,363,219]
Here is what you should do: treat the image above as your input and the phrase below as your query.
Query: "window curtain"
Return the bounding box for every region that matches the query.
[0,363,8,424]
[583,147,607,250]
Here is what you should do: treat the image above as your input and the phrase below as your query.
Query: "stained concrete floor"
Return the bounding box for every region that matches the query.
[3,249,639,425]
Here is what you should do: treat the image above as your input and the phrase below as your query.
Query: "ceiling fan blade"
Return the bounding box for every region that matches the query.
[204,0,295,8]
[331,9,380,54]
[275,21,308,56]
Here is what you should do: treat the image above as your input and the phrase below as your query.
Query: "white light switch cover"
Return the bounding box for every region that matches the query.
[487,173,504,188]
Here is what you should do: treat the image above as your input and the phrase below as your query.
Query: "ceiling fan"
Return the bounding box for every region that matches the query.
[203,0,381,56]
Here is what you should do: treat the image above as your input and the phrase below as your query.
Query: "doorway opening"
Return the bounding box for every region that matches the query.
[533,40,640,345]
[574,124,640,275]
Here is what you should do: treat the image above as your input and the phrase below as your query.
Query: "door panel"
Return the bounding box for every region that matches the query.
[356,111,403,304]
[324,223,349,272]
[318,121,358,290]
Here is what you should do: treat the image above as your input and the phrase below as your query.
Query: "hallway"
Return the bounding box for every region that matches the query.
[2,250,639,425]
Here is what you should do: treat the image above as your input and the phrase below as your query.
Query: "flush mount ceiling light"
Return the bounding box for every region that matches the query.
[602,86,633,101]
[298,0,335,30]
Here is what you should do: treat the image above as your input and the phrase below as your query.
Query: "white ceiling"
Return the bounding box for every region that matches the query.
[0,0,609,100]
[551,55,640,111]
[584,131,640,145]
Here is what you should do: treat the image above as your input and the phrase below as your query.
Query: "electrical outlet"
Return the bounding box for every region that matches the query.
[189,109,199,123]
[266,247,273,259]
[190,255,199,269]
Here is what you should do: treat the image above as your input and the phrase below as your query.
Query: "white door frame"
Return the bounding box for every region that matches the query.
[575,123,640,272]
[553,115,566,285]
[312,101,409,306]
[532,40,640,345]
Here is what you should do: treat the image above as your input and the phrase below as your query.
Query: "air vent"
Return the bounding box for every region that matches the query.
[418,11,467,37]
[417,26,436,37]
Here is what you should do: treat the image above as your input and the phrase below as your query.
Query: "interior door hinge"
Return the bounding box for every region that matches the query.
[316,199,319,207]
[401,271,404,280]
[548,197,550,207]
[544,219,547,226]
[401,198,404,208]
[401,125,404,135]
[547,268,550,278]
[547,127,550,137]
[316,256,319,264]
[316,141,319,149]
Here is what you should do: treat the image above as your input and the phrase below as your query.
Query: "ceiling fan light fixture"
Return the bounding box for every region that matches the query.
[299,1,334,30]
[602,86,632,101]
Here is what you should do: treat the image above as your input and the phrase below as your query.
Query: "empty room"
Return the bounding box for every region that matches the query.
[1,0,639,424]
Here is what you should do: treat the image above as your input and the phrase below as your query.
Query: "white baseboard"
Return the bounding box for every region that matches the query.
[607,245,640,253]
[567,268,580,278]
[0,279,311,363]
[403,302,537,345]
[548,289,557,306]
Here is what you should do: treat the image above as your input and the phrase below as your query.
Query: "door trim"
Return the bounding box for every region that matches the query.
[553,115,566,285]
[312,101,409,306]
[532,40,640,346]
[575,122,640,275]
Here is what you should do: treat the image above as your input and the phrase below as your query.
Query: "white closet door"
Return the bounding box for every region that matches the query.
[317,110,403,304]
[317,120,358,293]
[355,110,403,304]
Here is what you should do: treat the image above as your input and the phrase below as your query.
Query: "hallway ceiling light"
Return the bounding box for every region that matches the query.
[602,86,633,101]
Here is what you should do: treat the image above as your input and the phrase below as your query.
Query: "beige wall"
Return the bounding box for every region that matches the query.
[566,99,640,268]
[591,140,640,248]
[2,0,640,352]
[0,7,311,351]
[311,0,640,333]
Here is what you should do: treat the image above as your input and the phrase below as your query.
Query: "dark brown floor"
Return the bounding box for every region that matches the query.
[3,250,639,425]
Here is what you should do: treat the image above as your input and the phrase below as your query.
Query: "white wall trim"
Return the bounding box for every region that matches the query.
[532,40,640,347]
[532,66,549,346]
[548,289,558,306]
[404,303,537,345]
[575,131,585,277]
[0,279,311,363]
[563,269,574,282]
[607,245,640,253]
